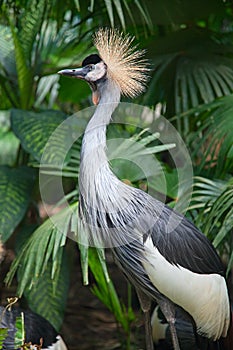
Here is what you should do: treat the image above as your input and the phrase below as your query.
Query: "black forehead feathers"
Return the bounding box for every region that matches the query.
[82,54,101,67]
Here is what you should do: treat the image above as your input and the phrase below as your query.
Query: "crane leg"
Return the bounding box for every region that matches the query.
[158,299,180,350]
[136,289,154,350]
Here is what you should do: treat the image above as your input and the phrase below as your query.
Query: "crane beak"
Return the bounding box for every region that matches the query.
[57,67,88,79]
[58,67,100,105]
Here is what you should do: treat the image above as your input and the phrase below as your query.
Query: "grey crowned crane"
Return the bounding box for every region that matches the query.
[0,306,67,349]
[58,28,231,350]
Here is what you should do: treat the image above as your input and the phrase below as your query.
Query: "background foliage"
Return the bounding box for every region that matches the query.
[0,0,232,348]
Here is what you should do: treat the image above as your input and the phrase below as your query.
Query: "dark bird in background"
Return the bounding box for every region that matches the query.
[58,28,231,350]
[0,306,67,349]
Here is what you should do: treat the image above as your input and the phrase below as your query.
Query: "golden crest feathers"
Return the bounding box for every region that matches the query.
[93,28,150,98]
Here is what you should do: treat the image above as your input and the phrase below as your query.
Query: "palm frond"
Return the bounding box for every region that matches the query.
[11,109,68,163]
[145,28,233,131]
[19,0,47,62]
[0,24,16,76]
[22,253,70,331]
[83,0,152,32]
[8,18,33,109]
[0,166,35,242]
[5,202,78,296]
[189,176,227,211]
[189,176,233,274]
[38,18,93,72]
[187,95,233,176]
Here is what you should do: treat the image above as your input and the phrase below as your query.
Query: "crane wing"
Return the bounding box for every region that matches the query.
[148,203,224,276]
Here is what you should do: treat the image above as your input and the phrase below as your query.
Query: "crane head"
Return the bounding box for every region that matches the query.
[58,54,107,105]
[58,28,150,104]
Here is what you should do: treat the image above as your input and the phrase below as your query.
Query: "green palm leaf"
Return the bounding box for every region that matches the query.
[189,176,233,275]
[189,176,227,211]
[22,253,70,331]
[5,202,78,295]
[145,28,233,130]
[108,130,175,183]
[187,95,233,176]
[8,19,33,109]
[82,0,152,31]
[5,203,76,330]
[0,24,16,78]
[0,166,35,242]
[0,110,19,166]
[19,0,47,62]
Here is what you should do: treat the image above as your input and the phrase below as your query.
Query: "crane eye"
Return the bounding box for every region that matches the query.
[88,64,95,71]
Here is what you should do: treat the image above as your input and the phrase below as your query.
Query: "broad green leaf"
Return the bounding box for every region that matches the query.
[0,166,35,242]
[0,110,19,166]
[11,109,68,163]
[0,25,19,107]
[0,25,16,76]
[0,130,19,166]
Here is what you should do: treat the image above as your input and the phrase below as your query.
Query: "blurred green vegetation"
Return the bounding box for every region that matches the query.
[0,0,232,348]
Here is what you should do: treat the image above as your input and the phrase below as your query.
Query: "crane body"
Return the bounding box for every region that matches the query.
[58,28,230,350]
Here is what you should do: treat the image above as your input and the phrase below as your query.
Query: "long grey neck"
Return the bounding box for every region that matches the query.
[81,78,121,156]
[79,79,121,205]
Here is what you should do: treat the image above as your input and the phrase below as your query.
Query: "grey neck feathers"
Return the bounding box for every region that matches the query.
[79,78,122,205]
[81,78,121,155]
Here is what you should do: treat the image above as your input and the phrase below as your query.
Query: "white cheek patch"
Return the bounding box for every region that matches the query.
[86,61,106,81]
